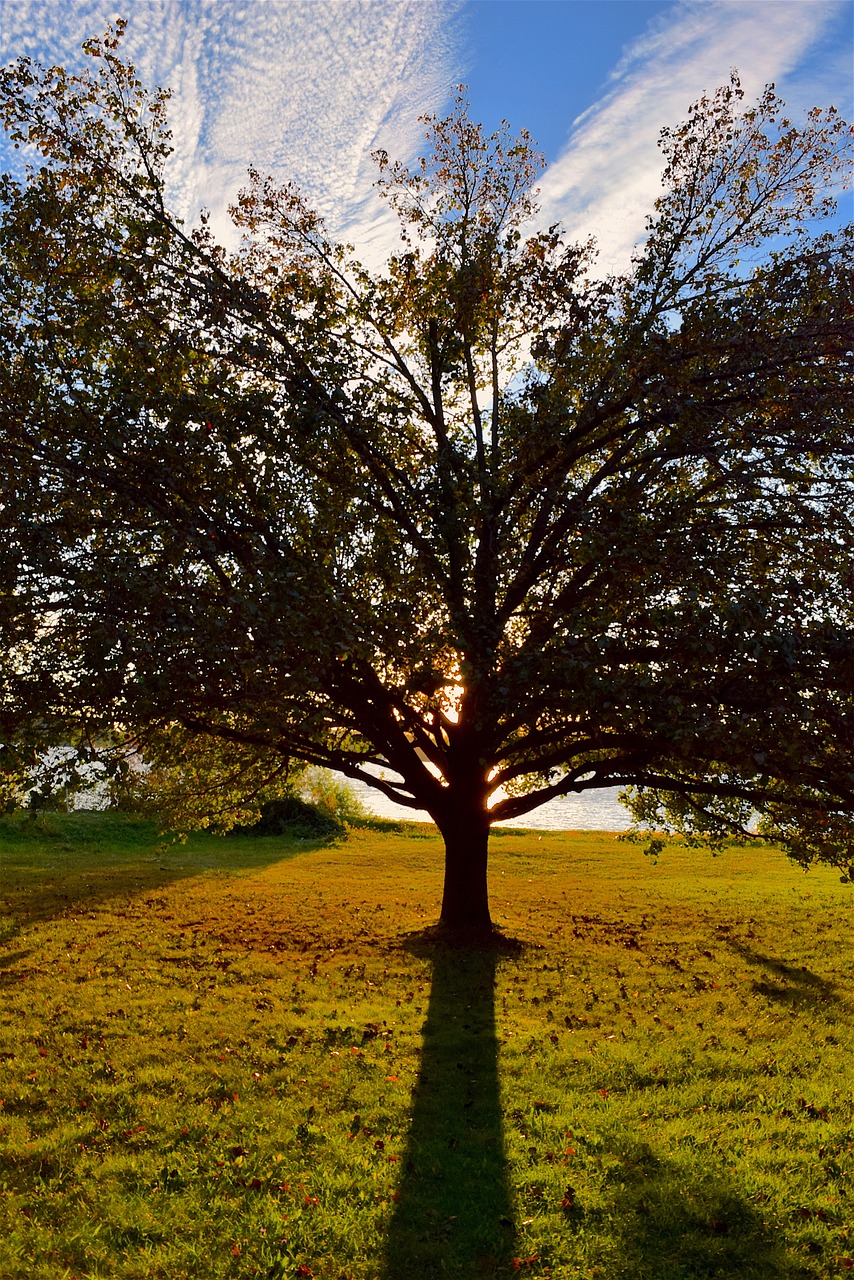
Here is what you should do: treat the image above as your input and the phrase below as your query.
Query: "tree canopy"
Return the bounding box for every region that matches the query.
[1,27,852,933]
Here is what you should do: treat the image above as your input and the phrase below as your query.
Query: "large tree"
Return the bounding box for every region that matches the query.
[1,29,853,933]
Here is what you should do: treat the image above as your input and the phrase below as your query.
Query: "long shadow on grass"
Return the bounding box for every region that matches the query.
[382,938,516,1279]
[602,1144,789,1280]
[726,939,842,1012]
[0,812,333,926]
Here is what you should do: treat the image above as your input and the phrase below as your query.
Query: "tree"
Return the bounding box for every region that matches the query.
[1,27,852,934]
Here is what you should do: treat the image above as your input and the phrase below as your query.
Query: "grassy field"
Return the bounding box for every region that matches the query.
[0,811,852,1279]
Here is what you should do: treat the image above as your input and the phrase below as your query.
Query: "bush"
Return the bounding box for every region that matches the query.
[236,795,344,839]
[299,768,369,827]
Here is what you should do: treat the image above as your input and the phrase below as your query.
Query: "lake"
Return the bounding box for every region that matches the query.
[338,771,633,831]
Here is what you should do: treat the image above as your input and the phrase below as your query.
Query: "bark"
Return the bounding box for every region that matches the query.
[437,811,493,934]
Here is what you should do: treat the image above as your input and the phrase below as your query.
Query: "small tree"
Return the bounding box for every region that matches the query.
[1,28,852,933]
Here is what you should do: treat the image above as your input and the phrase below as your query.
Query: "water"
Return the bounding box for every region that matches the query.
[338,771,632,831]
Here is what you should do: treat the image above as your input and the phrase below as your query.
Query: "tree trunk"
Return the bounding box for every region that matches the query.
[437,812,493,935]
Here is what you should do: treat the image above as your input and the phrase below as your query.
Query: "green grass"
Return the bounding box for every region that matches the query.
[1,810,853,1279]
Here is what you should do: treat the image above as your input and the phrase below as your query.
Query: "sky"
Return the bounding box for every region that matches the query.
[0,0,851,271]
[0,0,849,824]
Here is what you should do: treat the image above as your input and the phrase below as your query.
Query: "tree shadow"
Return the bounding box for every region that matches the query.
[0,810,332,927]
[599,1142,791,1279]
[382,935,517,1279]
[725,938,842,1012]
[0,948,33,985]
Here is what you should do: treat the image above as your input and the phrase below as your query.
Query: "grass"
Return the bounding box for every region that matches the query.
[0,810,853,1279]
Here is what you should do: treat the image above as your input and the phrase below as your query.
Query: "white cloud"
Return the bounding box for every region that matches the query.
[2,0,848,270]
[538,0,851,275]
[0,0,462,256]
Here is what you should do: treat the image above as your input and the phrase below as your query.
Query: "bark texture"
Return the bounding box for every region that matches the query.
[437,815,493,934]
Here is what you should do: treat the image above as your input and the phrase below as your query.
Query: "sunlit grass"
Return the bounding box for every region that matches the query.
[1,811,852,1278]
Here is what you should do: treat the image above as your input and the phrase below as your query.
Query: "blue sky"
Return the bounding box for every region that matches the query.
[462,0,677,151]
[0,0,851,269]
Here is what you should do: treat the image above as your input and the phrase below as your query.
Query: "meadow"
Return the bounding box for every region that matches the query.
[0,810,852,1279]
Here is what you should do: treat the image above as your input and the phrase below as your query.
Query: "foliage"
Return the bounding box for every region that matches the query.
[235,794,344,839]
[102,725,300,832]
[299,767,369,828]
[1,811,853,1277]
[0,26,852,926]
[0,736,110,815]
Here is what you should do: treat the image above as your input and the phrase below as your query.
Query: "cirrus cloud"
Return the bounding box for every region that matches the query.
[538,0,852,274]
[0,0,849,269]
[0,0,463,255]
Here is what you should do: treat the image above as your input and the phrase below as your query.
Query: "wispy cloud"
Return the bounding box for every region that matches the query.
[1,0,849,270]
[538,0,852,275]
[0,0,463,254]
